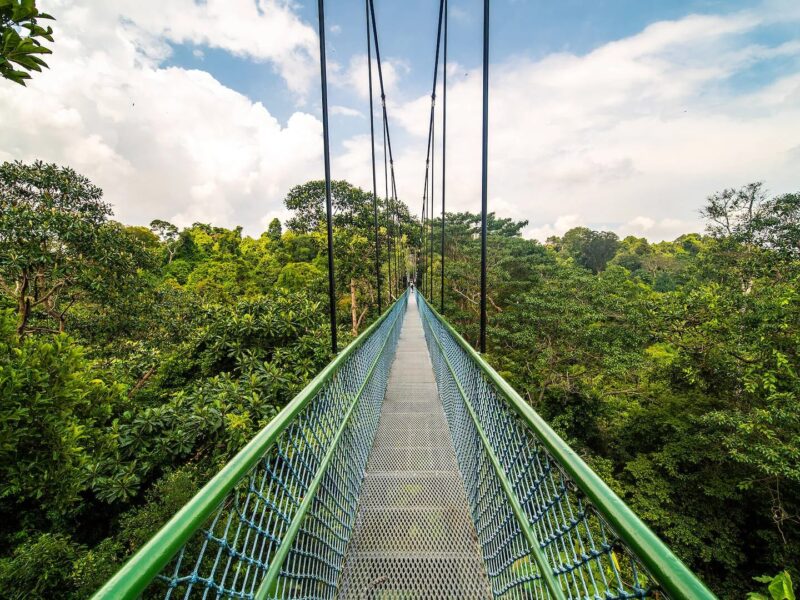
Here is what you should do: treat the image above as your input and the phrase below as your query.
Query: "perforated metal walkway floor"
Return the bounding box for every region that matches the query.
[338,293,491,599]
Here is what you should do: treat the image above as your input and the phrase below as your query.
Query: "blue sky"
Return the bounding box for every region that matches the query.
[0,0,798,240]
[165,0,796,134]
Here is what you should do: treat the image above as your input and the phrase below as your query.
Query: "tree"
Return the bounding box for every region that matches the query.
[0,311,125,516]
[703,183,800,258]
[0,0,54,85]
[702,182,766,241]
[559,227,620,273]
[0,161,151,335]
[149,219,181,264]
[285,180,376,233]
[267,218,282,241]
[748,571,795,600]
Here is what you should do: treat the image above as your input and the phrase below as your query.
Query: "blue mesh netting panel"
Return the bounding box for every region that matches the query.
[149,296,407,600]
[418,294,657,600]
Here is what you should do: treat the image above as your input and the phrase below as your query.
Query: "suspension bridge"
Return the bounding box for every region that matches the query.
[93,0,718,598]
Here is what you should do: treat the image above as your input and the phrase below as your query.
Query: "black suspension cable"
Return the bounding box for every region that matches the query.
[479,0,489,353]
[388,147,398,298]
[391,169,400,294]
[421,167,429,296]
[382,110,392,301]
[428,111,436,306]
[316,0,336,353]
[365,0,381,313]
[419,0,445,300]
[421,108,433,299]
[440,0,447,313]
[368,0,401,298]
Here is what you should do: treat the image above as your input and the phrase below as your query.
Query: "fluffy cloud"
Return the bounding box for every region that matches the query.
[526,215,584,241]
[1,3,798,242]
[335,53,409,100]
[0,0,322,230]
[382,8,800,241]
[331,105,364,118]
[94,0,319,94]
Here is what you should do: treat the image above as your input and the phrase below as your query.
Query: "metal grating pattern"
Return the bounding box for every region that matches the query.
[338,293,491,599]
[143,295,407,599]
[418,293,658,600]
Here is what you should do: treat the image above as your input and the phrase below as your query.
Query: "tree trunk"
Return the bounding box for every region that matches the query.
[351,278,358,336]
[16,276,29,337]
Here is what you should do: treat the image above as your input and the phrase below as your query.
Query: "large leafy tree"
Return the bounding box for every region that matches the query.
[0,0,54,85]
[283,179,415,334]
[285,180,377,233]
[0,161,152,335]
[553,226,621,273]
[703,182,800,262]
[149,219,181,264]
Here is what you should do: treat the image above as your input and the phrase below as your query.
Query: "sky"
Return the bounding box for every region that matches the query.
[0,0,798,242]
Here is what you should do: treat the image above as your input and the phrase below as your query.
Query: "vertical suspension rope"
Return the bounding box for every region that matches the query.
[383,114,393,301]
[440,0,447,313]
[430,111,436,302]
[392,173,400,292]
[390,172,397,294]
[421,182,427,296]
[365,0,381,313]
[479,0,489,354]
[316,0,337,353]
[368,0,400,299]
[419,0,446,302]
[420,200,425,292]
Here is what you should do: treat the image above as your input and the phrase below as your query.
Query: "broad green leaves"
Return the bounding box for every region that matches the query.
[749,571,796,600]
[0,161,154,336]
[437,186,799,596]
[0,0,54,85]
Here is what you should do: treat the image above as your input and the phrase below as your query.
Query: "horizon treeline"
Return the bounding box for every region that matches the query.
[0,160,797,597]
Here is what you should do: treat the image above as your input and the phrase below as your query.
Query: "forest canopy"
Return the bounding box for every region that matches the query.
[0,161,797,598]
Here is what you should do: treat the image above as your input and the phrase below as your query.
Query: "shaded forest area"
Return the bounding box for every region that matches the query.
[1,161,798,598]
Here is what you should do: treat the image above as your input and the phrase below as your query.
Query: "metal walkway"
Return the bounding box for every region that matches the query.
[92,290,716,600]
[338,293,491,599]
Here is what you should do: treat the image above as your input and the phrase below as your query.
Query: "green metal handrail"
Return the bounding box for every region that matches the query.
[417,293,716,600]
[93,290,408,600]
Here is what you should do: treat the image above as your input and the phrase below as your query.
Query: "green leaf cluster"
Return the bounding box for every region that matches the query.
[422,184,800,596]
[0,0,54,85]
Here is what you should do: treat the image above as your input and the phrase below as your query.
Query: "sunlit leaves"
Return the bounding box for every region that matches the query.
[0,0,54,85]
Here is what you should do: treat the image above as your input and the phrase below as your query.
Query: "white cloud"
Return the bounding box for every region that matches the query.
[330,24,342,35]
[526,215,584,241]
[331,105,365,118]
[335,53,409,100]
[1,3,799,243]
[352,8,800,241]
[616,217,699,241]
[0,1,323,230]
[103,0,320,94]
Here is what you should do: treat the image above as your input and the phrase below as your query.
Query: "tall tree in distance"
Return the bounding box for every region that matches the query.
[284,180,377,233]
[555,227,620,274]
[267,218,282,242]
[0,161,152,335]
[149,220,181,264]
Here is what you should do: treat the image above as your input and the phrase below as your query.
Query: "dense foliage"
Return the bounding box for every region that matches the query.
[0,157,796,597]
[0,163,411,597]
[420,182,799,596]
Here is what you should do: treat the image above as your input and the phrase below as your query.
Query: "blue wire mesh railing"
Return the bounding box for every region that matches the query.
[417,293,715,600]
[93,292,407,600]
[95,287,715,600]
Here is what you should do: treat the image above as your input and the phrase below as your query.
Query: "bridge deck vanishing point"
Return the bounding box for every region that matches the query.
[338,293,491,599]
